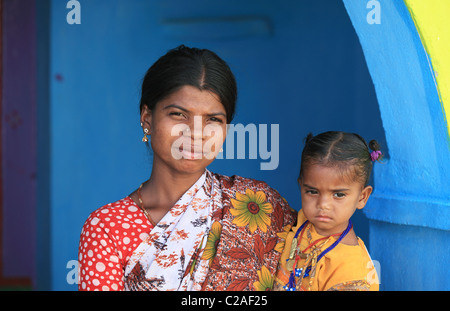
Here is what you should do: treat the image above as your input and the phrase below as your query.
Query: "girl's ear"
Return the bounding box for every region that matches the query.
[356,185,373,210]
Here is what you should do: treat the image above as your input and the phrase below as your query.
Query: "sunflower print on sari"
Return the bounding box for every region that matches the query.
[253,265,274,291]
[230,189,273,234]
[201,221,222,265]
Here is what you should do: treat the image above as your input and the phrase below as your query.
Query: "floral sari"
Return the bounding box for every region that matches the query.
[123,169,296,291]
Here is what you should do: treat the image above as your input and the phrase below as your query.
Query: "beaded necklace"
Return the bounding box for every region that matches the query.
[284,219,353,291]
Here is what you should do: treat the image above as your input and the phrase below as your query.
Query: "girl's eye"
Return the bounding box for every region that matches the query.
[334,192,346,198]
[305,190,318,195]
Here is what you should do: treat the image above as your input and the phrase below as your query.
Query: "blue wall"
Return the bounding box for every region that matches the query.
[343,0,450,290]
[46,0,384,290]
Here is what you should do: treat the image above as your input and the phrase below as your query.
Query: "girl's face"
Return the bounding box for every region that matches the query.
[141,85,227,176]
[299,163,372,236]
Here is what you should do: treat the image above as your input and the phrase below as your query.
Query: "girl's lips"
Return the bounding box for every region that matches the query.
[315,215,332,222]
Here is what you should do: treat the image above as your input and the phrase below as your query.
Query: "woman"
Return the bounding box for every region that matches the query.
[78,45,296,291]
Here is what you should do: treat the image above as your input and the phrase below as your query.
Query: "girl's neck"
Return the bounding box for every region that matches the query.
[310,222,358,246]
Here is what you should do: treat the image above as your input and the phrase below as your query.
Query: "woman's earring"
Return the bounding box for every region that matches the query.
[142,128,149,143]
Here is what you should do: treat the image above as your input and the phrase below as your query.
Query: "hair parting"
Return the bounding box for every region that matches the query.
[299,131,383,186]
[139,45,237,124]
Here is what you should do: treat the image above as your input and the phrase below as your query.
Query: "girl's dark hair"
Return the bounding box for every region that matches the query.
[299,131,382,186]
[139,45,237,124]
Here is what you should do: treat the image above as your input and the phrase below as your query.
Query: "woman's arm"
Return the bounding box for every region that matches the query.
[78,213,125,291]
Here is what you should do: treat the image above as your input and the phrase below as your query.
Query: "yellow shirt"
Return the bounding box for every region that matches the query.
[275,210,379,291]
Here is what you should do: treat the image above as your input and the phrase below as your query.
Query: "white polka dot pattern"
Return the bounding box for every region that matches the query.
[78,197,152,291]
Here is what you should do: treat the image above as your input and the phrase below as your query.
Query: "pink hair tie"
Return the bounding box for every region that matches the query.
[370,150,382,162]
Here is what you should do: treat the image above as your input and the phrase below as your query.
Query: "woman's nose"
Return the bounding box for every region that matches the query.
[188,116,205,141]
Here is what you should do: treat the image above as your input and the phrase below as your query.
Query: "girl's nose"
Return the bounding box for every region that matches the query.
[317,195,331,211]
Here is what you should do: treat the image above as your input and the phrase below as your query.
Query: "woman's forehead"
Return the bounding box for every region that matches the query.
[157,85,225,114]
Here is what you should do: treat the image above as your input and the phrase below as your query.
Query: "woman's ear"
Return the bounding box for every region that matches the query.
[140,106,152,135]
[356,185,373,210]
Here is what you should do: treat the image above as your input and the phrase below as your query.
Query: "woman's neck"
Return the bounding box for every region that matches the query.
[142,163,205,211]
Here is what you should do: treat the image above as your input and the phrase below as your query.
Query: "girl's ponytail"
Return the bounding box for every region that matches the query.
[369,140,382,162]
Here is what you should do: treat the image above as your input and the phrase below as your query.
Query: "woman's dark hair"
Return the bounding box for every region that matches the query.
[299,131,382,186]
[139,45,237,124]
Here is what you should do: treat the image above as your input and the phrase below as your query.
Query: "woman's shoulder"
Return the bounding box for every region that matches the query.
[79,196,152,270]
[82,196,149,231]
[212,172,281,196]
[86,196,137,218]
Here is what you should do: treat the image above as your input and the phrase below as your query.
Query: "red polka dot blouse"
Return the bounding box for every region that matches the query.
[78,197,153,291]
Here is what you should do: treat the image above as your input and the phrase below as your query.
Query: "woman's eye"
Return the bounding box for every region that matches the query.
[170,112,185,118]
[209,117,224,123]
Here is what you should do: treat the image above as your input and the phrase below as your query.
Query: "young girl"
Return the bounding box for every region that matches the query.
[275,131,381,291]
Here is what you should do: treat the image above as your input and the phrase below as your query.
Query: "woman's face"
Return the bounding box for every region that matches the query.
[141,85,227,176]
[299,164,372,236]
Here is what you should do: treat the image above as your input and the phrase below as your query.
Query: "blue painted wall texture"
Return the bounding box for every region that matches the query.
[46,0,384,290]
[343,0,450,290]
[6,0,450,291]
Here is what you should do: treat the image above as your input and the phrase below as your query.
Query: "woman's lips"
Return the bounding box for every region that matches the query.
[179,145,203,159]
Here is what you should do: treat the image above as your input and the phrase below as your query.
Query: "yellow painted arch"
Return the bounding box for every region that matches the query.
[404,0,450,139]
